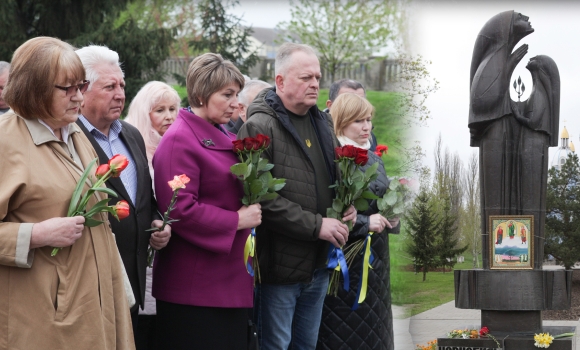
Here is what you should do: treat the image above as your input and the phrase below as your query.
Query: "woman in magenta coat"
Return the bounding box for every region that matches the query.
[152,53,261,350]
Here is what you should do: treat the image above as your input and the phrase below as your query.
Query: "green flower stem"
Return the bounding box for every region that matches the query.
[73,168,114,217]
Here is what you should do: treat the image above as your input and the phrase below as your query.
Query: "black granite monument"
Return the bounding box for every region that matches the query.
[441,10,575,350]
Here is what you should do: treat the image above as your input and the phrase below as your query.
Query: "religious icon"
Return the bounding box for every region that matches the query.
[489,215,533,269]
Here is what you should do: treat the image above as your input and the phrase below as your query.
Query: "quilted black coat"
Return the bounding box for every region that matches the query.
[239,88,339,284]
[317,151,399,350]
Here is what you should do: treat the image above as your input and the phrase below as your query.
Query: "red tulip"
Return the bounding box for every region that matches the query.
[95,164,110,179]
[375,144,388,156]
[108,154,129,178]
[354,150,369,166]
[115,200,130,220]
[232,139,244,153]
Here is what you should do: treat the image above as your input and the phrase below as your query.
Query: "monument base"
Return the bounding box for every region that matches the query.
[437,326,575,350]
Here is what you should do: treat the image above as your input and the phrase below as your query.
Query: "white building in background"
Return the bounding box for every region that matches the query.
[551,126,576,171]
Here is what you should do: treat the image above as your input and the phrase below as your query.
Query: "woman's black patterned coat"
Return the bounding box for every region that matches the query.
[317,151,399,350]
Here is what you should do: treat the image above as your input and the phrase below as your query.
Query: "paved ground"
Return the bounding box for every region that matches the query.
[393,301,580,349]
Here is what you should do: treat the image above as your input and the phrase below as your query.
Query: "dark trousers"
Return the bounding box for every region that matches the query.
[136,314,158,350]
[156,300,249,350]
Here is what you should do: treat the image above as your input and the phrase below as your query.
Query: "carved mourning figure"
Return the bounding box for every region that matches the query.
[468,11,559,268]
[511,55,560,211]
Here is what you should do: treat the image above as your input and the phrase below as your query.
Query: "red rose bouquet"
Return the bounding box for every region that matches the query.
[52,155,130,256]
[231,134,286,279]
[326,145,379,296]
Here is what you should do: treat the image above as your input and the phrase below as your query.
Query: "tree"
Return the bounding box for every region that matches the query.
[191,0,260,75]
[461,152,481,268]
[406,172,439,281]
[0,0,128,60]
[435,195,468,272]
[545,153,580,269]
[0,0,175,107]
[278,0,404,82]
[395,54,440,125]
[74,18,176,109]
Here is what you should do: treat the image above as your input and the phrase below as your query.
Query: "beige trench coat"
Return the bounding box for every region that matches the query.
[0,112,134,349]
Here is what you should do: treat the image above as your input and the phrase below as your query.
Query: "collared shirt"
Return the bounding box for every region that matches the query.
[38,119,71,146]
[79,115,138,206]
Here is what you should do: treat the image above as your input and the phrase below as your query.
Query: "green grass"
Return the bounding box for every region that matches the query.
[173,85,187,100]
[390,232,483,317]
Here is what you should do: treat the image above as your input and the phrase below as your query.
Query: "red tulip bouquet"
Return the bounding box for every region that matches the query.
[231,134,286,279]
[146,174,190,267]
[52,154,130,256]
[327,145,379,296]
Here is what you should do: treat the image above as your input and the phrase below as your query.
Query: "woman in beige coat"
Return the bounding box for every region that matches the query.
[0,37,134,349]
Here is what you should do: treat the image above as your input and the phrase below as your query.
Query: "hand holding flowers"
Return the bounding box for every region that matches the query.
[52,155,131,256]
[326,145,379,297]
[231,134,286,279]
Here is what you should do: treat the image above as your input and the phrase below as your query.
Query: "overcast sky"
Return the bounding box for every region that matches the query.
[231,1,580,177]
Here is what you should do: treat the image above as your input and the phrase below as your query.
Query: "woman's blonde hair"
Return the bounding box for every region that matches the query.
[330,93,374,136]
[186,53,245,107]
[125,81,181,166]
[3,37,85,120]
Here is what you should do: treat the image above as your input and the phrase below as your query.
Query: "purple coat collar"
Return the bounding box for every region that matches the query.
[178,108,235,150]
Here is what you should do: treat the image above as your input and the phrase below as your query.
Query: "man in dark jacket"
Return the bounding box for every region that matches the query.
[75,45,171,335]
[238,43,356,350]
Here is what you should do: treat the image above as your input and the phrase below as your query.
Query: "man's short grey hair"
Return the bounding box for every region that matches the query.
[275,43,317,76]
[0,61,10,75]
[75,45,124,91]
[239,80,271,106]
[329,79,366,102]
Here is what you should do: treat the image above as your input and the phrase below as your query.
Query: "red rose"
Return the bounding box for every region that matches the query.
[95,164,110,179]
[335,146,344,158]
[232,139,244,153]
[114,200,130,220]
[255,134,270,149]
[354,150,369,166]
[108,154,129,178]
[243,137,260,151]
[479,327,489,336]
[343,145,357,158]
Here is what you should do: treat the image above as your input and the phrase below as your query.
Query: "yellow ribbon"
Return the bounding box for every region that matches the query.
[244,228,256,276]
[357,231,374,305]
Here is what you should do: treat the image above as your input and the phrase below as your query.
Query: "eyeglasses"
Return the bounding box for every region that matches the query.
[54,80,90,96]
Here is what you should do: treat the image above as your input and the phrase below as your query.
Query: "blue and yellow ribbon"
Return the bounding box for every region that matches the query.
[327,246,350,291]
[244,228,256,276]
[353,231,375,310]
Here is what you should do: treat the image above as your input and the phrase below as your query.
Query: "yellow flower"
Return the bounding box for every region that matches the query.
[534,333,554,348]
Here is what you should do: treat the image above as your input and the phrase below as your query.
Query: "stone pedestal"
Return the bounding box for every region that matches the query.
[438,326,575,350]
[444,269,575,349]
